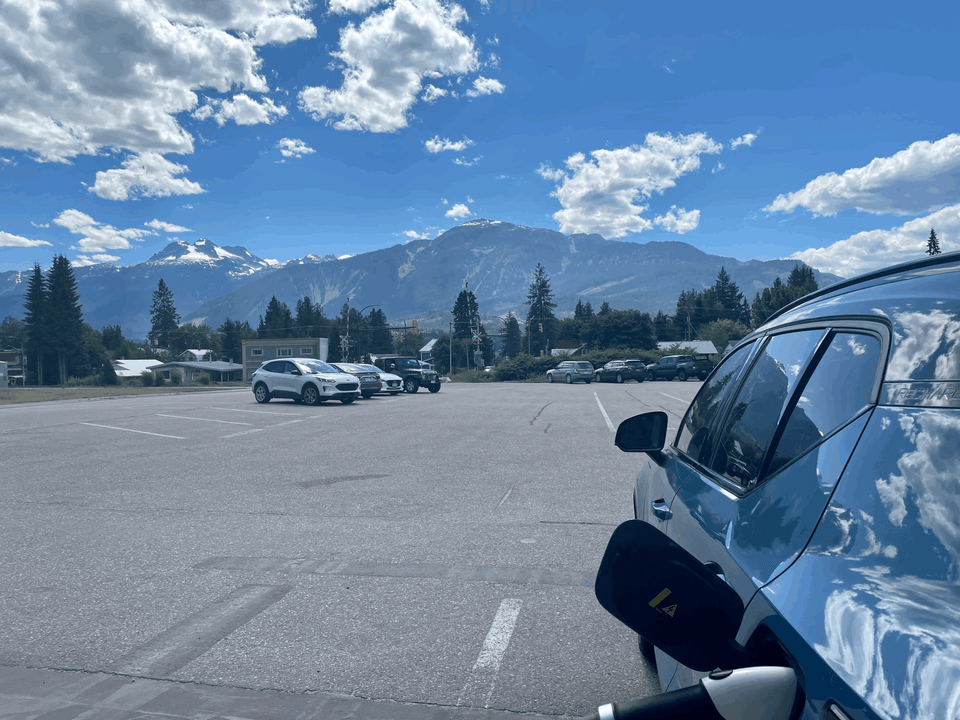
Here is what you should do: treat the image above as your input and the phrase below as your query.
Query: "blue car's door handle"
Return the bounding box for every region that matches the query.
[650,499,672,521]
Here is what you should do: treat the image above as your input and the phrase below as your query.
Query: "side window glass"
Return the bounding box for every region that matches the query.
[675,342,755,464]
[767,332,881,475]
[709,329,826,488]
[264,361,281,373]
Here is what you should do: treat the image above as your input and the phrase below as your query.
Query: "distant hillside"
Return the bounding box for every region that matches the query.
[0,221,840,340]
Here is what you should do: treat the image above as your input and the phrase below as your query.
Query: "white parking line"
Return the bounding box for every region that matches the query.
[220,428,265,439]
[659,392,688,404]
[81,423,184,440]
[156,414,252,426]
[458,598,523,708]
[211,407,300,416]
[593,393,616,433]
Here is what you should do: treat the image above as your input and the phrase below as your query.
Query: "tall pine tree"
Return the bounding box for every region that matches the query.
[258,296,293,338]
[23,263,48,385]
[524,263,557,355]
[928,228,942,256]
[149,279,180,348]
[45,255,85,385]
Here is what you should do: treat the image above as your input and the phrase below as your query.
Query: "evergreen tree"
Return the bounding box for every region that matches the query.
[927,228,942,256]
[503,315,522,358]
[46,255,85,385]
[149,279,180,348]
[452,288,480,340]
[653,310,677,342]
[524,263,558,356]
[0,316,26,350]
[218,318,255,363]
[365,308,395,355]
[295,296,326,337]
[23,263,48,384]
[583,301,594,317]
[787,262,818,294]
[258,296,294,339]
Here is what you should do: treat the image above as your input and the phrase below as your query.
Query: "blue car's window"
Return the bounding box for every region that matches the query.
[767,332,881,475]
[675,341,755,465]
[709,329,826,488]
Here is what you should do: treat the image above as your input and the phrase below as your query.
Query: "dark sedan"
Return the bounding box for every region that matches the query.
[594,360,647,383]
[330,362,382,399]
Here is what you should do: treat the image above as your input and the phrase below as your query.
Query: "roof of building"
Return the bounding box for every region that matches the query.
[112,359,163,377]
[151,361,243,372]
[420,338,438,353]
[179,348,212,358]
[657,341,719,354]
[553,338,583,350]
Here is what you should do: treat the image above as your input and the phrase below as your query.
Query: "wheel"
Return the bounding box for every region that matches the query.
[340,395,356,404]
[548,373,555,383]
[361,391,373,399]
[565,374,572,384]
[616,372,624,383]
[639,635,657,664]
[301,384,320,406]
[637,375,644,383]
[677,369,687,381]
[254,383,271,403]
[699,374,708,381]
[585,379,591,384]
[389,391,400,396]
[403,377,419,393]
[428,384,440,393]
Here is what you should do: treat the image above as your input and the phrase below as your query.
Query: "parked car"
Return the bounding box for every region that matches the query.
[330,362,383,398]
[371,355,441,393]
[356,363,402,395]
[251,359,360,405]
[594,359,647,383]
[645,354,713,381]
[546,360,594,383]
[612,251,960,720]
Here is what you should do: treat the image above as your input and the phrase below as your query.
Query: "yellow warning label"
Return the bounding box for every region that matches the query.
[662,604,677,617]
[648,588,672,608]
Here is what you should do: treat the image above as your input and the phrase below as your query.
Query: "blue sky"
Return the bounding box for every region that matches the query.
[1,0,958,278]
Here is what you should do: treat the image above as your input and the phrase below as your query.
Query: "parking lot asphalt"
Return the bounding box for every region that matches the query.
[0,380,702,719]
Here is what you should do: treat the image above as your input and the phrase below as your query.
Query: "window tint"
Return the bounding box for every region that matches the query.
[767,332,881,475]
[263,361,283,373]
[709,329,826,488]
[675,341,755,464]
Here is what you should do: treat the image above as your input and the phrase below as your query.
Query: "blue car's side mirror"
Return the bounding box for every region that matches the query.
[615,412,668,453]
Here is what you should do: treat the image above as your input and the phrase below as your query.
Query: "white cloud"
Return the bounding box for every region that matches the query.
[72,253,121,267]
[0,231,51,248]
[299,0,479,132]
[0,0,314,164]
[485,53,500,70]
[425,136,474,153]
[765,134,960,217]
[465,76,505,97]
[453,155,482,166]
[445,203,472,220]
[712,162,724,174]
[653,206,700,234]
[441,198,449,205]
[479,0,490,11]
[193,94,288,127]
[731,133,757,149]
[538,132,722,238]
[277,138,316,159]
[792,203,960,277]
[466,196,474,203]
[400,229,431,240]
[54,209,154,253]
[90,153,204,201]
[422,84,448,103]
[1,157,15,166]
[145,219,190,232]
[328,0,389,13]
[30,221,50,228]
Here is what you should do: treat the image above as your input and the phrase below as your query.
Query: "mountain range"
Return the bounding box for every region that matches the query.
[0,220,840,341]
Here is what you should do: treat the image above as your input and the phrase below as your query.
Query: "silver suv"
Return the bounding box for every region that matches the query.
[251,358,360,405]
[546,360,594,384]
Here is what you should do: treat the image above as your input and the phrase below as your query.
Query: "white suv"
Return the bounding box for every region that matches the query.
[251,358,360,405]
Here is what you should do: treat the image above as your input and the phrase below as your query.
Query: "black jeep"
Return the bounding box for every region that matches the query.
[372,355,441,394]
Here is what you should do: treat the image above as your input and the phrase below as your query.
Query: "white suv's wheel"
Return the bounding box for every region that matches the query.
[302,384,320,406]
[254,383,270,403]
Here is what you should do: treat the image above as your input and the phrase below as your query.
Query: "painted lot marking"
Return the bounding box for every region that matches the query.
[458,598,523,708]
[659,392,688,404]
[110,584,292,677]
[593,393,616,433]
[156,414,252,426]
[220,428,265,439]
[80,423,184,440]
[212,407,300,416]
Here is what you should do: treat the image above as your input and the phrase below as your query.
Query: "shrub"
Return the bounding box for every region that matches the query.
[449,369,495,383]
[154,371,165,386]
[198,372,211,385]
[141,371,153,386]
[101,361,118,386]
[65,374,101,387]
[169,371,182,386]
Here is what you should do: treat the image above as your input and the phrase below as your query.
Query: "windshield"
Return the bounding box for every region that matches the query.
[298,360,339,375]
[396,358,420,368]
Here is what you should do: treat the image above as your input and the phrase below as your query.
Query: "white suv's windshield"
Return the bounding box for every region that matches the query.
[298,360,339,375]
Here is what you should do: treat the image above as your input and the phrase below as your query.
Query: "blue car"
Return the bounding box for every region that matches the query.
[604,251,960,720]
